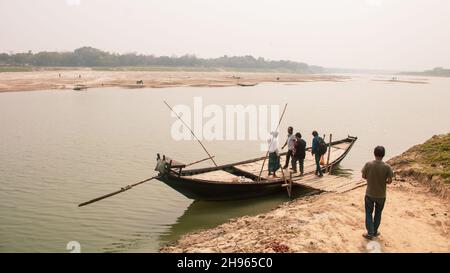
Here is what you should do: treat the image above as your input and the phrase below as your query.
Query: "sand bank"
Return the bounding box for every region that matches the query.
[0,69,346,92]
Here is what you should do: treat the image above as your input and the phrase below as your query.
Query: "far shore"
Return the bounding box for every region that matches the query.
[0,68,348,93]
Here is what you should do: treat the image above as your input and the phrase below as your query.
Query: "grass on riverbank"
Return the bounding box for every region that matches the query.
[415,134,450,180]
[389,134,450,181]
[418,134,450,178]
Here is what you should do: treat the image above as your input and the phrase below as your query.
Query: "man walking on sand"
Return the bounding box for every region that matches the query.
[362,146,394,240]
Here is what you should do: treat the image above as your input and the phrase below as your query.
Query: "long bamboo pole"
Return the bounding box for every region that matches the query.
[79,101,218,208]
[78,156,215,207]
[164,100,217,167]
[326,133,333,173]
[257,103,288,181]
[78,176,158,207]
[185,156,215,167]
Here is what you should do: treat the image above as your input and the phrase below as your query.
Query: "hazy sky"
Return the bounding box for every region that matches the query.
[1,0,449,70]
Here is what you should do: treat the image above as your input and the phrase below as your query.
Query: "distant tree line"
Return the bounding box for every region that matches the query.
[400,67,450,77]
[0,47,323,73]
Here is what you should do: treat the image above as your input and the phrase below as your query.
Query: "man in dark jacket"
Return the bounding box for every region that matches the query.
[311,130,323,177]
[292,132,306,175]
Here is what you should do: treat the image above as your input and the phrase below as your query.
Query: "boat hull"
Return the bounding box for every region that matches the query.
[159,175,284,200]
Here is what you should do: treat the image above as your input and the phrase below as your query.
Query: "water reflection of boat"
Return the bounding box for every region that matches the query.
[158,164,354,245]
[154,136,357,201]
[158,187,315,244]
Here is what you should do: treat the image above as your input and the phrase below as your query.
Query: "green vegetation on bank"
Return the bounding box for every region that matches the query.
[0,47,323,74]
[91,66,318,73]
[415,134,450,179]
[91,66,218,72]
[0,66,34,72]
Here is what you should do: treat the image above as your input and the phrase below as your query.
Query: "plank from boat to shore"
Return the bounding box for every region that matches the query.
[292,175,365,193]
[295,175,351,189]
[296,178,331,190]
[308,176,347,188]
[317,177,360,192]
[335,180,367,193]
[321,178,364,192]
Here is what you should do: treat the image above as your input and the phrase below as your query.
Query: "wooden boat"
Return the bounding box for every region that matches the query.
[237,82,258,87]
[154,136,357,200]
[73,84,88,91]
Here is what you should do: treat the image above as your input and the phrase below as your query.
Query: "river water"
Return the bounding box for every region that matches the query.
[0,75,449,252]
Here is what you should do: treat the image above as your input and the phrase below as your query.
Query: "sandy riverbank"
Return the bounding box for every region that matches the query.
[0,69,346,92]
[160,135,450,253]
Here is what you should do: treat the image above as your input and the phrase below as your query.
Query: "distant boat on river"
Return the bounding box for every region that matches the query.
[73,84,88,91]
[237,82,258,87]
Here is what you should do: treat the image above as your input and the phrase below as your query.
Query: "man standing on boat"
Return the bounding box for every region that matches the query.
[361,146,393,240]
[292,132,306,175]
[267,131,280,178]
[311,131,324,177]
[282,126,295,169]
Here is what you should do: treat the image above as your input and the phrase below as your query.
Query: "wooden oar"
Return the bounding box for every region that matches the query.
[257,103,288,181]
[78,176,158,207]
[78,156,214,207]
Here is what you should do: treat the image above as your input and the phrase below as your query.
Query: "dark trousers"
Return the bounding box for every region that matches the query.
[284,150,293,168]
[365,195,386,236]
[314,153,323,175]
[292,157,304,174]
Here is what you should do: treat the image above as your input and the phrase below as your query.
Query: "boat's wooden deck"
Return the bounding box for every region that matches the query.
[189,170,254,183]
[189,170,241,182]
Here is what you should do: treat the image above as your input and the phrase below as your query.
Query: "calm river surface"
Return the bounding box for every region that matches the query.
[1,75,449,252]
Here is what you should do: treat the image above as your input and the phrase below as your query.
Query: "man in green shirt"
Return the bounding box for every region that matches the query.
[361,146,394,240]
